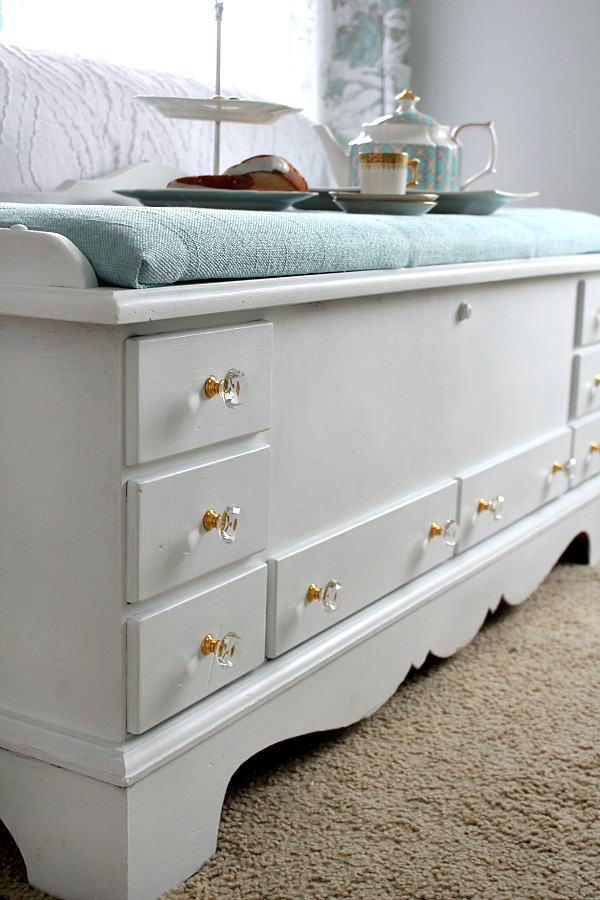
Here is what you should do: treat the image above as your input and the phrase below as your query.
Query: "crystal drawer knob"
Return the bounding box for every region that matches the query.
[478,495,504,520]
[201,631,241,669]
[429,518,459,547]
[457,302,472,321]
[552,458,577,481]
[306,580,341,613]
[204,368,247,407]
[203,506,242,543]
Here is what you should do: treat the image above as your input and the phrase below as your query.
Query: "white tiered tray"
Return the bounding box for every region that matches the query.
[135,95,302,125]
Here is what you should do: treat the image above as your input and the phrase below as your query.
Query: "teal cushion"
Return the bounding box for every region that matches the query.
[0,203,599,289]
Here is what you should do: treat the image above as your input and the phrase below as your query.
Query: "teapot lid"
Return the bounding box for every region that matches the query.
[364,89,439,128]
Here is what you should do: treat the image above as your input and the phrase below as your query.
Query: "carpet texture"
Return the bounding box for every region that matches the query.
[1,560,599,900]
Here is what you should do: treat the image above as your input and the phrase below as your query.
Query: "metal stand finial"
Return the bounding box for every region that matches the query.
[213,2,224,174]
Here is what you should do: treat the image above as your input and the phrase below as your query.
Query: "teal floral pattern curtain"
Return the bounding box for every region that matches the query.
[315,0,411,143]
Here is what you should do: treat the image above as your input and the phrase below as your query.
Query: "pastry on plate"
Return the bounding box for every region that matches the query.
[167,155,308,192]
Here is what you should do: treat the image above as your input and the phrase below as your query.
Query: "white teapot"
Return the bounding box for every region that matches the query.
[315,89,498,191]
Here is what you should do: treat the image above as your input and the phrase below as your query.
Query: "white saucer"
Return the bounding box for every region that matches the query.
[330,191,438,216]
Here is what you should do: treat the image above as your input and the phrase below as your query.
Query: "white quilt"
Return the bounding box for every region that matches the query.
[0,43,332,194]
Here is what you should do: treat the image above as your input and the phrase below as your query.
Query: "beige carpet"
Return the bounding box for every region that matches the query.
[1,560,599,900]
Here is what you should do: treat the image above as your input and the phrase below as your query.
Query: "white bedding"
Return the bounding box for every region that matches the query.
[0,44,332,194]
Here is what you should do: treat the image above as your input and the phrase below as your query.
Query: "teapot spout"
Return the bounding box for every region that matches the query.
[312,124,350,187]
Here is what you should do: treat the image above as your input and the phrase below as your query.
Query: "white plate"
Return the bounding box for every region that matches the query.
[116,188,316,211]
[135,96,302,124]
[330,191,438,216]
[423,190,539,215]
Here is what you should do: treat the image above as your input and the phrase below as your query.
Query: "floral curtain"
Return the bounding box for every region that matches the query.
[315,0,411,143]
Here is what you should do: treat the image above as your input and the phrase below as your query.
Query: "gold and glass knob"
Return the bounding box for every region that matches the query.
[203,505,242,543]
[552,458,577,482]
[478,495,504,520]
[589,441,600,454]
[201,631,241,669]
[306,580,341,613]
[204,367,247,407]
[429,518,459,547]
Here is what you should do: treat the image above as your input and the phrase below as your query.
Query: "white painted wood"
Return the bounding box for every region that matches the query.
[126,445,270,602]
[570,412,600,485]
[0,749,130,900]
[266,280,575,551]
[572,345,600,418]
[125,322,273,464]
[0,318,125,741]
[3,484,600,900]
[4,254,600,899]
[576,276,600,346]
[127,564,267,733]
[2,475,600,791]
[1,256,600,326]
[119,473,600,789]
[457,429,573,551]
[89,257,600,325]
[0,224,98,287]
[267,480,459,657]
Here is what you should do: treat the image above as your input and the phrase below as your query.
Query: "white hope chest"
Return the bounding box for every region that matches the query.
[2,226,600,899]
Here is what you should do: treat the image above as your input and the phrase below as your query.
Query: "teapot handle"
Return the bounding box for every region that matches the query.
[451,121,498,190]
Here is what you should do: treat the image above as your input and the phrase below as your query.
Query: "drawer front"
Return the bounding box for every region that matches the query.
[125,321,272,464]
[127,564,267,733]
[572,347,600,419]
[267,480,459,658]
[576,278,600,346]
[570,413,600,485]
[457,430,573,552]
[127,445,270,602]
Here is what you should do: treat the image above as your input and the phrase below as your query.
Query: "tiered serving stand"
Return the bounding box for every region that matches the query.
[135,2,302,174]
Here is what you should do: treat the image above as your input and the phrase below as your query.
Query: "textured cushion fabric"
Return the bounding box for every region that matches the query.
[0,203,600,289]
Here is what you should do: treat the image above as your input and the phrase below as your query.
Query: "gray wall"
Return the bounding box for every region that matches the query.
[409,0,600,213]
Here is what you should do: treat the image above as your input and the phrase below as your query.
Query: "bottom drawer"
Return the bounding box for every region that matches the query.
[457,430,573,552]
[571,413,600,485]
[267,480,459,658]
[127,565,267,734]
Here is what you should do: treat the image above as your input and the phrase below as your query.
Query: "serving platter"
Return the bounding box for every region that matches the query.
[116,187,316,212]
[424,190,539,215]
[298,188,540,216]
